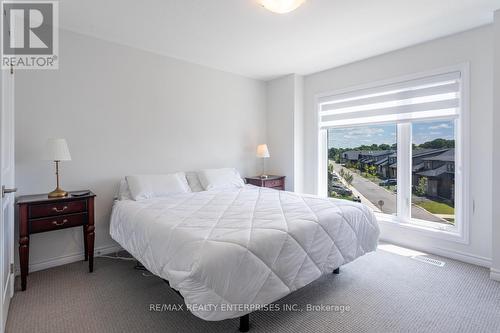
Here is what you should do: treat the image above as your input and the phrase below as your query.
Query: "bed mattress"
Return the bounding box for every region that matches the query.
[110,185,379,321]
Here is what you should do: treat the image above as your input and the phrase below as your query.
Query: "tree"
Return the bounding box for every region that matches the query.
[340,169,354,186]
[328,147,337,160]
[415,177,428,196]
[364,164,377,176]
[344,171,354,186]
[328,163,334,174]
[419,138,455,149]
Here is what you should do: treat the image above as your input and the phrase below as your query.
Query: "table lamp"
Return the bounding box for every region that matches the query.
[45,138,71,198]
[256,144,270,179]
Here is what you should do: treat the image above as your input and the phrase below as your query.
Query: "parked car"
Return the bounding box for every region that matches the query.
[379,179,397,186]
[330,184,352,196]
[331,180,344,187]
[329,172,340,182]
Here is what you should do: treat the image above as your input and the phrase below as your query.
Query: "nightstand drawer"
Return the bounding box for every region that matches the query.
[245,176,285,190]
[265,179,284,188]
[30,213,88,234]
[29,200,87,218]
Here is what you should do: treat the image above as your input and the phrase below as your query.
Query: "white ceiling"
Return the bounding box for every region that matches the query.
[61,0,500,80]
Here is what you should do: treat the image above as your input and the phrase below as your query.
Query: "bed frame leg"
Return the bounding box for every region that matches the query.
[333,267,340,274]
[239,314,250,332]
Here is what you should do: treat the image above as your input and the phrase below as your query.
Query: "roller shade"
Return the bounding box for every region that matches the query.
[319,71,461,128]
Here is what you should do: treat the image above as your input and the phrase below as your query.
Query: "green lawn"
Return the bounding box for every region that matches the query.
[385,185,397,194]
[416,200,455,215]
[330,192,354,201]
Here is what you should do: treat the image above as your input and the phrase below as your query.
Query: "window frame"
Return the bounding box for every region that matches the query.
[315,64,470,244]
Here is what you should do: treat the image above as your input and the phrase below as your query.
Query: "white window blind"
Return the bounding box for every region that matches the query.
[319,71,461,128]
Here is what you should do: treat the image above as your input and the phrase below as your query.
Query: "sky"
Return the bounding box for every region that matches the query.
[328,120,455,149]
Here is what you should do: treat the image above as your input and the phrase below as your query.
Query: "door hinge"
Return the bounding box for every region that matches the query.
[10,263,14,274]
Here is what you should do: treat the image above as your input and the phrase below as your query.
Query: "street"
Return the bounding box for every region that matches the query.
[332,163,445,223]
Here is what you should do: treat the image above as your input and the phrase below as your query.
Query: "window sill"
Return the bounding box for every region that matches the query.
[375,213,468,245]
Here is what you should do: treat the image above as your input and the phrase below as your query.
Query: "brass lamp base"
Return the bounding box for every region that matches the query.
[48,160,68,198]
[48,187,68,198]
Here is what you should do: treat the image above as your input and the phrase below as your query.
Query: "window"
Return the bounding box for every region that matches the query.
[317,66,468,241]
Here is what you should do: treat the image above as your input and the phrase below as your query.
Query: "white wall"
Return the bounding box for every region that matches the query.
[293,75,304,193]
[492,11,500,280]
[302,26,494,266]
[266,74,304,192]
[15,30,267,271]
[266,75,295,190]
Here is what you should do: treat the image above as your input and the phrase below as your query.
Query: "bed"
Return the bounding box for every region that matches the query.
[110,182,379,330]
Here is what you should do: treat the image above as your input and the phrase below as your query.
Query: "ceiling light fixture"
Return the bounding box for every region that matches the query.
[260,0,306,14]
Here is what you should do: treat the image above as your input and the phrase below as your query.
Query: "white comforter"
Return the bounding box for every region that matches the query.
[110,185,379,321]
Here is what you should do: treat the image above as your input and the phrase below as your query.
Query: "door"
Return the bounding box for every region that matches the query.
[0,64,15,331]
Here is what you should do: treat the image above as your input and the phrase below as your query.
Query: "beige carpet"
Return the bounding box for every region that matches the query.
[6,246,500,333]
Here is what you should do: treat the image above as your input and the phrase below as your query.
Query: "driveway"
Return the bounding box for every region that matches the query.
[332,163,445,223]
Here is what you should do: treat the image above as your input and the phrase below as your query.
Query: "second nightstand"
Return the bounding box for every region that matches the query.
[245,176,285,190]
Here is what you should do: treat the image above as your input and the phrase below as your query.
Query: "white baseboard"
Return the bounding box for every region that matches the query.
[379,237,492,268]
[430,246,492,267]
[16,244,123,275]
[490,268,500,281]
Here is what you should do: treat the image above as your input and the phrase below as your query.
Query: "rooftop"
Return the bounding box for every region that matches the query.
[423,149,455,162]
[417,164,450,177]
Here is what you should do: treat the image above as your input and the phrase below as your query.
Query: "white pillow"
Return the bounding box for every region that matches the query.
[197,168,245,191]
[126,173,191,201]
[185,172,205,192]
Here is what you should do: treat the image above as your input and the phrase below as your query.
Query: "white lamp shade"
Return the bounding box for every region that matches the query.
[45,138,72,161]
[260,0,306,14]
[256,144,270,158]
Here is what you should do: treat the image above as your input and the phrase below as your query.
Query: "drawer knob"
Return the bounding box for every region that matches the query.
[52,219,68,226]
[52,206,68,213]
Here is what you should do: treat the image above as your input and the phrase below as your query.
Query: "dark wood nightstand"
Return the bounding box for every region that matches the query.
[245,176,285,190]
[16,191,96,291]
